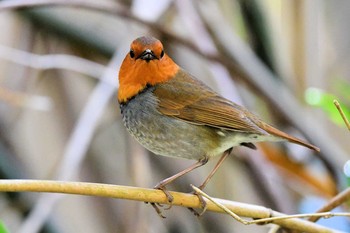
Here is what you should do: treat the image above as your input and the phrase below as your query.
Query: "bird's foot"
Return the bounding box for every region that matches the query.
[188,189,207,217]
[149,202,166,218]
[148,184,174,218]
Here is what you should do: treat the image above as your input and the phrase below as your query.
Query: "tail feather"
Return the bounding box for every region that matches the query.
[260,123,320,152]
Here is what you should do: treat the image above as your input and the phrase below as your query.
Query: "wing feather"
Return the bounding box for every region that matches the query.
[154,69,267,135]
[153,69,320,151]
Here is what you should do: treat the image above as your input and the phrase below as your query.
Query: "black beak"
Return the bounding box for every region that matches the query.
[138,49,157,61]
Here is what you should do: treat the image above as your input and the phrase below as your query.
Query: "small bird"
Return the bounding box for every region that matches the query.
[118,36,319,214]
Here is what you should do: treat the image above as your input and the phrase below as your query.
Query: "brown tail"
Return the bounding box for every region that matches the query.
[260,123,320,152]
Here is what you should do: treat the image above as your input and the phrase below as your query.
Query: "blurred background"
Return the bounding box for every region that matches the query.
[0,0,349,232]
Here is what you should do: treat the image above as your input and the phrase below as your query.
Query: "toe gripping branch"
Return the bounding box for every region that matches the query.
[148,149,232,218]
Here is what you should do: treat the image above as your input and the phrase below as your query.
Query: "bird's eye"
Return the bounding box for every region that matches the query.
[129,50,135,58]
[160,50,164,58]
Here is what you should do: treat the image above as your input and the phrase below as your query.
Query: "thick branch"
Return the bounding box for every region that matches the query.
[0,179,344,233]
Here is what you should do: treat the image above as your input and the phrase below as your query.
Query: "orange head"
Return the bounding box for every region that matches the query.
[118,36,179,103]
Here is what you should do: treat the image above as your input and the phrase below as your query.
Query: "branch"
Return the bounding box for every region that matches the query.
[334,100,350,131]
[0,44,113,81]
[0,179,345,233]
[192,185,350,224]
[308,187,350,222]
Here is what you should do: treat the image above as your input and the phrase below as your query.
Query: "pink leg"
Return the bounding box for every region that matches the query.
[150,157,208,218]
[190,148,232,216]
[154,157,209,202]
[199,148,232,190]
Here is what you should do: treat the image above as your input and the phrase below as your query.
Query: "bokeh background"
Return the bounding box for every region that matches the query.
[0,0,349,232]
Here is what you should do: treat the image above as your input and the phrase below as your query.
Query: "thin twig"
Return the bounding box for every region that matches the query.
[307,186,350,222]
[334,100,350,131]
[0,44,114,83]
[192,185,250,224]
[252,212,350,224]
[0,179,345,233]
[192,185,350,224]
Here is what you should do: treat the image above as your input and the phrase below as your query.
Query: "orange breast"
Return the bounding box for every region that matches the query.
[118,54,179,103]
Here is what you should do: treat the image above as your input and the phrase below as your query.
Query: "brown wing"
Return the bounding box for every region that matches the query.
[154,69,320,152]
[154,69,268,135]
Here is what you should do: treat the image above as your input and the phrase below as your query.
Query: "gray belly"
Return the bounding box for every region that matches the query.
[120,90,222,160]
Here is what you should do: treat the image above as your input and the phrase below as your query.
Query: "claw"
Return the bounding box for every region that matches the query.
[155,184,174,210]
[187,190,208,217]
[154,184,174,203]
[150,202,166,218]
[147,159,209,217]
[148,185,174,218]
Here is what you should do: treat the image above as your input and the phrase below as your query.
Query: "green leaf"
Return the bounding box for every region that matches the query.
[305,87,350,126]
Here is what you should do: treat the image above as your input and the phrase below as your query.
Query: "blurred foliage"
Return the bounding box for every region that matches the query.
[0,221,9,233]
[305,86,350,127]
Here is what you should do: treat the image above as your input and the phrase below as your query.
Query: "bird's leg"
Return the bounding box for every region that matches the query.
[150,158,208,216]
[154,157,209,201]
[189,148,232,217]
[199,148,232,190]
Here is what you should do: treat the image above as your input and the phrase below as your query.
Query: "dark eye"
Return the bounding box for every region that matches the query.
[130,50,135,58]
[160,50,164,58]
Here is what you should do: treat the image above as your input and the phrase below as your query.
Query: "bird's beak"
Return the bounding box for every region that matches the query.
[138,49,157,61]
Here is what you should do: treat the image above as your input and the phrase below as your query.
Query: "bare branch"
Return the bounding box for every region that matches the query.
[0,179,345,233]
[308,188,350,223]
[0,44,114,82]
[193,185,349,231]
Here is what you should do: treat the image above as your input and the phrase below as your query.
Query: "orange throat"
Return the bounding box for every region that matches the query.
[118,55,179,103]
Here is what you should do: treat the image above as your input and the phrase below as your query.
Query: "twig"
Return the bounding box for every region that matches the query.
[192,185,250,224]
[334,100,350,131]
[306,179,350,222]
[0,44,114,83]
[192,186,350,224]
[0,179,345,233]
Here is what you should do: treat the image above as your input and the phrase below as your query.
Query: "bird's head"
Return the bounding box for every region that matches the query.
[118,36,179,103]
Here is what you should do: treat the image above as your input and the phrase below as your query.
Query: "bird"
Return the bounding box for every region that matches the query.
[118,36,320,216]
